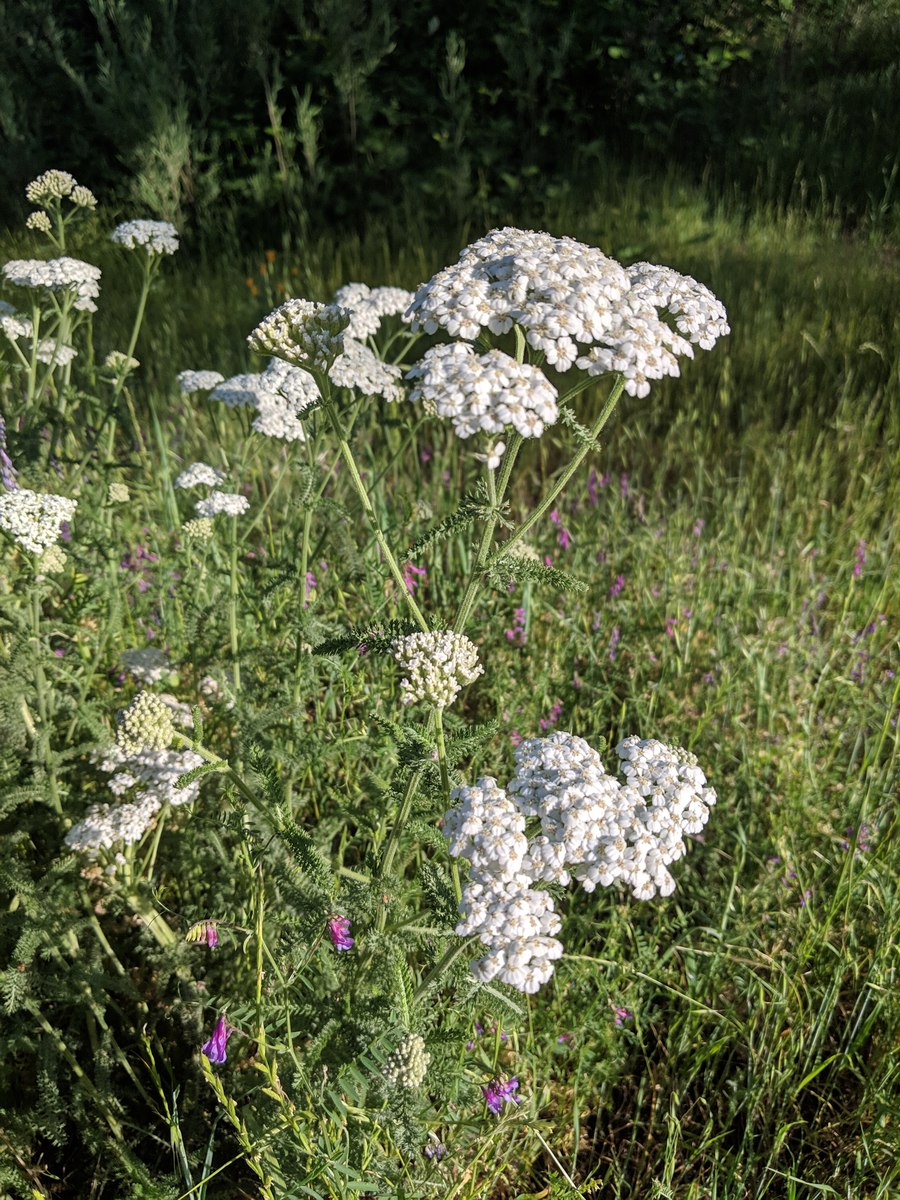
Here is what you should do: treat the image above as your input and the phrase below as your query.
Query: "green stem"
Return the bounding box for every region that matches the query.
[228,514,242,691]
[315,376,429,631]
[434,708,451,806]
[497,373,626,561]
[29,576,61,815]
[451,433,524,634]
[412,937,474,1005]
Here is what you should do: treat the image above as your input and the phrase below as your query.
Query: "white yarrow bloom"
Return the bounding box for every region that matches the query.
[177,369,224,395]
[333,282,414,339]
[111,220,179,256]
[329,338,404,401]
[391,630,483,708]
[407,226,728,385]
[0,489,76,554]
[474,440,506,470]
[248,298,350,369]
[406,343,558,439]
[194,491,250,518]
[174,462,226,489]
[442,730,718,992]
[209,373,271,409]
[2,256,101,311]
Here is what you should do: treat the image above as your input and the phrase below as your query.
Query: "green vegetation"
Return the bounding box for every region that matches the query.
[0,146,896,1200]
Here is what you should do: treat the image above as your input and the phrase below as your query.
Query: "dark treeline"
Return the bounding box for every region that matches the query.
[1,0,898,240]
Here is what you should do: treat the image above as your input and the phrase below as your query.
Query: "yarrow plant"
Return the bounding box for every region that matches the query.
[1,190,746,1197]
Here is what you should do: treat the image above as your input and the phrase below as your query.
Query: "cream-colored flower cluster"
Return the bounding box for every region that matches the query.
[382,1034,431,1089]
[248,298,350,370]
[115,692,175,755]
[391,630,483,708]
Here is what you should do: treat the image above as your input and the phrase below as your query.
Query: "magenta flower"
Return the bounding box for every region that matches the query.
[327,915,354,951]
[854,540,866,577]
[402,562,427,594]
[482,1076,520,1115]
[201,1014,233,1064]
[204,923,219,949]
[609,574,625,599]
[613,1006,633,1027]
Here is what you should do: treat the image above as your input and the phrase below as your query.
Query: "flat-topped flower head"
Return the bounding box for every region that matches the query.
[2,257,101,311]
[111,220,179,256]
[248,298,350,370]
[115,692,175,755]
[0,489,77,554]
[391,630,483,708]
[330,338,404,401]
[177,369,224,395]
[407,226,728,385]
[407,343,558,439]
[175,462,226,489]
[333,282,414,339]
[103,351,140,376]
[194,491,249,518]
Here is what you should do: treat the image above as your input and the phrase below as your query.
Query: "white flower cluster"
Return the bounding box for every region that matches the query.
[2,256,101,311]
[25,170,96,209]
[0,488,76,554]
[64,743,204,857]
[382,1033,431,1089]
[177,369,224,395]
[406,226,729,390]
[406,343,558,439]
[391,630,483,708]
[194,491,249,518]
[175,462,226,489]
[444,778,563,994]
[0,312,77,366]
[248,298,350,369]
[330,338,404,401]
[26,212,52,234]
[121,647,170,684]
[209,373,268,408]
[443,731,717,992]
[111,220,179,256]
[333,282,414,339]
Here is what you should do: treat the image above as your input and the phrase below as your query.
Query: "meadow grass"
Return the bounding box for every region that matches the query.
[0,171,897,1199]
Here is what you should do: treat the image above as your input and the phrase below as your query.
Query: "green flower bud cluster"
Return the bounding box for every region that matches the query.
[382,1033,431,1090]
[116,692,175,755]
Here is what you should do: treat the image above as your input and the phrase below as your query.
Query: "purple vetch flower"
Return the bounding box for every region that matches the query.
[327,915,354,951]
[854,540,866,578]
[505,607,526,646]
[305,571,317,604]
[201,1014,233,1064]
[609,625,621,662]
[539,701,563,731]
[482,1076,520,1115]
[613,1006,633,1027]
[186,920,220,948]
[619,472,629,498]
[402,562,427,594]
[609,574,625,599]
[692,518,705,538]
[549,508,571,551]
[424,1140,447,1161]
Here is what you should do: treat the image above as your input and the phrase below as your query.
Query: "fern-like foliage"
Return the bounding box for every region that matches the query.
[406,484,505,556]
[486,549,589,594]
[313,618,419,657]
